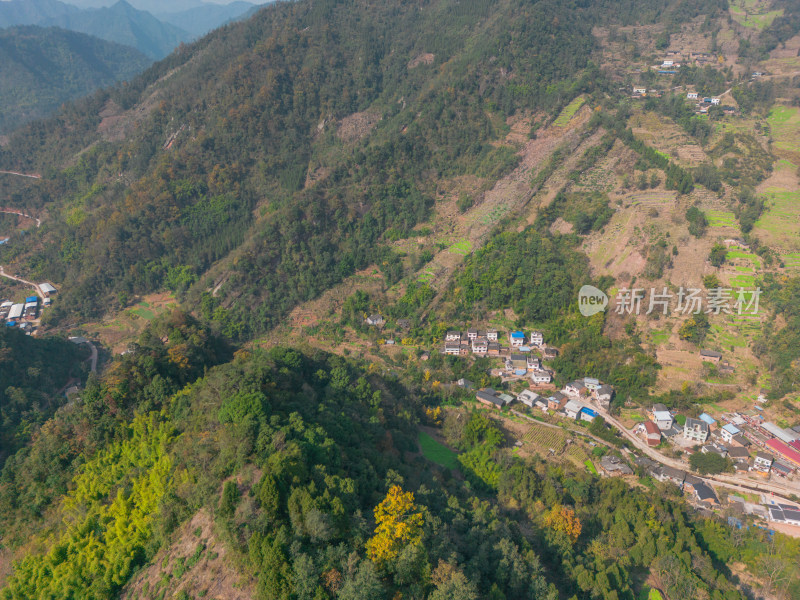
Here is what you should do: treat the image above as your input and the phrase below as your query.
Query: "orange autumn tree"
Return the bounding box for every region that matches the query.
[544,504,582,544]
[366,485,424,565]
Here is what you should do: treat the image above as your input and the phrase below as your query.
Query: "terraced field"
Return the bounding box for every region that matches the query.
[782,252,800,271]
[767,105,800,154]
[522,424,568,454]
[754,188,800,248]
[553,97,585,127]
[726,250,761,268]
[706,210,737,227]
[629,191,676,207]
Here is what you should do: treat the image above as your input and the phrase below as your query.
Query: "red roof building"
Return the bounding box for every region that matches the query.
[790,440,800,452]
[644,421,661,447]
[766,439,800,469]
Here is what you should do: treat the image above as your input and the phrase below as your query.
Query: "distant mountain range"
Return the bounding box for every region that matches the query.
[0,25,150,133]
[156,1,257,37]
[0,0,260,58]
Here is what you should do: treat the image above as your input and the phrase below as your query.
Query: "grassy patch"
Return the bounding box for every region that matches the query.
[553,97,585,127]
[584,459,598,475]
[650,329,670,345]
[448,240,473,256]
[767,105,800,154]
[706,210,737,227]
[418,431,459,469]
[726,250,761,268]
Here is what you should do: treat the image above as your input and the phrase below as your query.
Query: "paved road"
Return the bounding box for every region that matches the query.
[69,336,98,373]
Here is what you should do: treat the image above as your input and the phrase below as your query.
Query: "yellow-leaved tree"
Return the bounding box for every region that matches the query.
[366,485,424,566]
[544,504,582,544]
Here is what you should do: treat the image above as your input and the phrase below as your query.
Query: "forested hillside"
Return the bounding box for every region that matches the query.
[0,327,85,463]
[0,0,726,340]
[2,312,795,600]
[0,26,150,133]
[4,0,800,597]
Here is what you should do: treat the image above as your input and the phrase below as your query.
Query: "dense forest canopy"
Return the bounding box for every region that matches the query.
[0,0,728,340]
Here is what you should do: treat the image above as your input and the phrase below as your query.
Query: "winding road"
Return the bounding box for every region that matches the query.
[593,402,800,503]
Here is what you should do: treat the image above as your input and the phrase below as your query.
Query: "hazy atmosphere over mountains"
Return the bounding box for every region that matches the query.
[2,0,800,599]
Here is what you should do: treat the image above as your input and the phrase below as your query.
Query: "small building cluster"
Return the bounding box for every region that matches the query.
[0,284,56,334]
[474,375,614,427]
[635,401,800,478]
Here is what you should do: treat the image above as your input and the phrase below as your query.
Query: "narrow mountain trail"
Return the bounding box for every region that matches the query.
[0,170,41,179]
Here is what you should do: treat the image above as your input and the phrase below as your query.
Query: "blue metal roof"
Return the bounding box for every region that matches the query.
[25,296,38,303]
[699,413,716,425]
[581,407,597,417]
[722,424,740,435]
[510,331,525,338]
[514,369,527,376]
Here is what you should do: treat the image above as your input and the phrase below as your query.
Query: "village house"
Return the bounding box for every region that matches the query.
[457,378,474,389]
[39,283,57,298]
[531,369,552,384]
[580,407,597,422]
[471,337,488,354]
[701,443,728,457]
[507,353,528,371]
[517,389,540,408]
[652,410,674,431]
[366,314,385,326]
[769,506,800,526]
[732,433,750,448]
[467,328,478,340]
[445,331,461,342]
[543,347,559,359]
[583,377,600,391]
[527,355,541,370]
[684,418,710,443]
[632,86,647,95]
[687,91,698,99]
[487,330,498,341]
[720,424,741,444]
[509,331,526,347]
[547,392,568,411]
[487,342,501,356]
[599,455,633,476]
[654,466,686,487]
[692,481,719,506]
[476,388,505,409]
[711,97,721,105]
[752,452,773,473]
[564,399,584,419]
[444,342,461,356]
[643,421,661,447]
[7,303,23,321]
[700,349,722,363]
[593,384,614,408]
[530,331,544,346]
[564,381,586,398]
[396,318,411,330]
[727,446,750,463]
[772,461,793,477]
